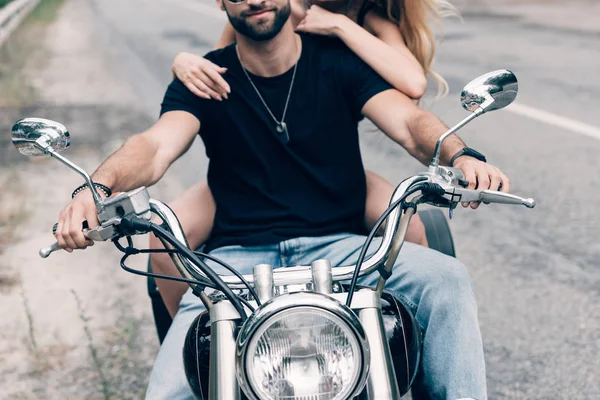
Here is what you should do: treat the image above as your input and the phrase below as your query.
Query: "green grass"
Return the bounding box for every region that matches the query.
[0,0,67,106]
[0,0,15,9]
[27,0,66,23]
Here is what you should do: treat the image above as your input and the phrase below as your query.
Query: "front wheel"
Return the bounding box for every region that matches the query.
[419,208,456,258]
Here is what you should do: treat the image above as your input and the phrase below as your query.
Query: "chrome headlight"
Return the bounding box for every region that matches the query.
[236,292,369,400]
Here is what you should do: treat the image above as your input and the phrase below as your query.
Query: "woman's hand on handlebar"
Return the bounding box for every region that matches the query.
[453,157,511,209]
[55,189,101,252]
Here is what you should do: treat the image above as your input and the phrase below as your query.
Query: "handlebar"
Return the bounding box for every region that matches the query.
[149,174,535,289]
[150,176,428,289]
[40,173,536,289]
[40,242,61,258]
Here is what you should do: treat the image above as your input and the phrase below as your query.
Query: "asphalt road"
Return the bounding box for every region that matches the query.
[83,0,600,398]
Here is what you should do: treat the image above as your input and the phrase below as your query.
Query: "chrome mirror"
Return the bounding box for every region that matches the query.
[460,69,518,113]
[428,70,518,172]
[11,118,70,157]
[11,117,104,209]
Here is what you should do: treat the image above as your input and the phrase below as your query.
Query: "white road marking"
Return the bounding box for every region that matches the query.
[507,103,600,141]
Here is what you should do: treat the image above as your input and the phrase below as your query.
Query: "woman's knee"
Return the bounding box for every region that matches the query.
[406,213,428,247]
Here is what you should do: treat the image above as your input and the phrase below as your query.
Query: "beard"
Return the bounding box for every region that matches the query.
[225,1,291,41]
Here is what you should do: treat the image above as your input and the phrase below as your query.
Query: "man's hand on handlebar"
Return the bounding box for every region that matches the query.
[56,189,104,252]
[452,156,511,209]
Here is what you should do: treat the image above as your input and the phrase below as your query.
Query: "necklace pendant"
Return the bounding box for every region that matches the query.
[276,122,286,134]
[276,122,290,143]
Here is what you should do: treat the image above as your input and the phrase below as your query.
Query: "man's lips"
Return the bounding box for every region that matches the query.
[245,9,274,17]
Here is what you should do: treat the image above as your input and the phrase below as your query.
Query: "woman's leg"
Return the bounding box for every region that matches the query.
[149,180,216,317]
[364,170,429,247]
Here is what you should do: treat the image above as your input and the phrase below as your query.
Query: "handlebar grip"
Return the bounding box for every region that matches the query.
[39,242,61,258]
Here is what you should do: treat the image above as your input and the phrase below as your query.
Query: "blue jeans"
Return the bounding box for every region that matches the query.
[145,233,486,400]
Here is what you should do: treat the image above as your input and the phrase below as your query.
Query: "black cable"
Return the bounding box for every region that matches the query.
[118,252,256,312]
[113,235,261,307]
[345,180,432,307]
[193,250,262,307]
[237,296,255,312]
[119,216,249,322]
[113,235,262,306]
[119,252,213,288]
[146,211,262,305]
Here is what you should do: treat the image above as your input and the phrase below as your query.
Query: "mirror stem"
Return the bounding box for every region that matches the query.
[46,148,105,210]
[428,108,483,173]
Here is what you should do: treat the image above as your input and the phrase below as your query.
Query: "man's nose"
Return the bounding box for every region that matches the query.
[246,0,267,7]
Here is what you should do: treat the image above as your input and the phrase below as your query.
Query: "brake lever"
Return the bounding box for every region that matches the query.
[40,223,116,258]
[445,187,536,208]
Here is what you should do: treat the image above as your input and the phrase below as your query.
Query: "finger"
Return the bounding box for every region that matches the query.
[462,165,477,190]
[476,167,491,191]
[203,58,226,74]
[489,172,502,193]
[72,221,90,248]
[205,66,230,93]
[82,230,95,247]
[499,172,510,193]
[197,72,226,99]
[69,213,90,249]
[461,166,475,208]
[186,80,211,99]
[469,168,490,209]
[61,213,79,251]
[84,211,99,229]
[203,70,230,98]
[83,211,99,247]
[182,73,211,99]
[482,169,501,205]
[194,77,222,100]
[55,216,70,251]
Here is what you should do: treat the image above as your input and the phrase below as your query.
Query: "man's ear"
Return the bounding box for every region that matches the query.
[216,0,225,11]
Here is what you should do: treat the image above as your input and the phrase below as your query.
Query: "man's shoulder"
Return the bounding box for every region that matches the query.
[203,43,237,66]
[300,33,350,54]
[299,33,363,72]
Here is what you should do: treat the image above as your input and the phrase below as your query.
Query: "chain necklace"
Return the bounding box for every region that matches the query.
[235,44,298,142]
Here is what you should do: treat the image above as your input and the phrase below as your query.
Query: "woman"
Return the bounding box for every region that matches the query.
[151,0,456,317]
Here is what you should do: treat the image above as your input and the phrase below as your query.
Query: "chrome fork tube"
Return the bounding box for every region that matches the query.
[209,302,241,400]
[351,290,401,399]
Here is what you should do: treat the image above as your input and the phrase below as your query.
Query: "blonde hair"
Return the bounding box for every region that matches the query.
[374,0,459,98]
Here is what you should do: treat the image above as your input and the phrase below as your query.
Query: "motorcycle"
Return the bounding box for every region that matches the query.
[148,205,455,345]
[11,69,535,400]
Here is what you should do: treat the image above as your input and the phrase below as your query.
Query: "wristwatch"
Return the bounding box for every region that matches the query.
[449,147,487,167]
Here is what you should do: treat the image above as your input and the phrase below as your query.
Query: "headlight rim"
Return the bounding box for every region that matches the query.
[236,292,370,400]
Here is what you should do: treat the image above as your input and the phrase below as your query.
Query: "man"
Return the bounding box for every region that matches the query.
[56,0,510,398]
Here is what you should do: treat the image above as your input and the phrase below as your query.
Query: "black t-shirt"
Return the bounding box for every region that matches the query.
[160,34,392,252]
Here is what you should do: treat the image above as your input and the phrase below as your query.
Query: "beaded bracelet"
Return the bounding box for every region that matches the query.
[71,182,112,199]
